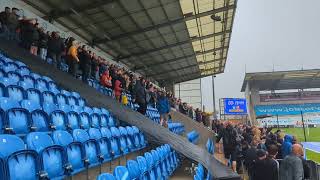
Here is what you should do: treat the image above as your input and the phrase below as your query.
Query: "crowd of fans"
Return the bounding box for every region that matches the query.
[0,7,209,128]
[212,121,311,180]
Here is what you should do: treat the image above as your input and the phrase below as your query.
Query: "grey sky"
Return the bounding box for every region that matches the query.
[201,0,320,112]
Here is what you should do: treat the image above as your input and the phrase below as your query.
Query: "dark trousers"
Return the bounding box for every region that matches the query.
[137,102,147,115]
[81,66,91,82]
[67,57,78,77]
[49,52,61,69]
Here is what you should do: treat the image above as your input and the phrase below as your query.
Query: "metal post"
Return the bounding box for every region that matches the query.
[178,83,181,99]
[200,78,203,111]
[212,75,216,118]
[301,111,307,142]
[277,114,280,130]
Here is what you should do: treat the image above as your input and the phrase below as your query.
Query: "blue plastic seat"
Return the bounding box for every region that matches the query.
[3,62,18,72]
[90,113,100,128]
[66,111,80,130]
[118,127,129,154]
[26,88,42,104]
[70,92,80,98]
[79,112,90,129]
[0,83,5,97]
[26,132,67,179]
[7,71,21,84]
[4,108,31,135]
[52,130,86,175]
[195,163,204,180]
[56,93,68,105]
[83,106,93,114]
[88,128,112,162]
[20,99,41,112]
[137,156,149,180]
[72,129,101,168]
[18,80,34,90]
[97,173,116,180]
[0,77,16,86]
[145,152,156,180]
[22,75,35,86]
[127,126,140,150]
[92,107,102,114]
[100,114,108,127]
[110,127,121,158]
[42,102,58,114]
[42,76,53,83]
[42,91,55,104]
[71,105,83,113]
[206,139,214,155]
[0,109,4,134]
[113,166,129,180]
[6,85,25,101]
[48,81,60,94]
[0,135,39,180]
[16,66,30,76]
[60,90,71,96]
[31,109,50,132]
[14,61,27,68]
[0,69,5,77]
[78,98,85,107]
[67,96,77,106]
[0,97,20,110]
[50,110,67,130]
[126,160,140,180]
[58,103,72,113]
[29,73,41,80]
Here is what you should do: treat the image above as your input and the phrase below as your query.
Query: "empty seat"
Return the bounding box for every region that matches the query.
[31,109,50,132]
[26,132,67,179]
[72,129,101,168]
[50,110,67,130]
[0,109,4,134]
[92,107,102,114]
[7,71,21,84]
[18,80,34,89]
[0,135,39,180]
[118,127,129,154]
[60,90,71,96]
[70,91,80,98]
[71,105,83,113]
[67,96,77,106]
[16,66,30,76]
[79,112,90,129]
[4,108,31,135]
[127,126,140,151]
[42,102,58,114]
[0,77,16,86]
[151,150,162,179]
[136,156,149,180]
[0,97,20,110]
[83,106,93,114]
[90,113,100,128]
[3,62,18,72]
[78,98,85,106]
[26,88,42,104]
[97,173,116,180]
[14,61,27,68]
[42,91,55,104]
[100,114,108,127]
[0,69,5,77]
[108,115,116,127]
[7,85,25,101]
[126,160,140,180]
[58,104,72,113]
[48,81,60,94]
[56,93,68,105]
[42,76,53,83]
[29,73,41,80]
[52,130,86,175]
[144,152,156,180]
[66,111,80,130]
[88,128,112,162]
[20,99,41,112]
[110,127,121,158]
[113,166,129,180]
[0,83,5,97]
[22,75,35,86]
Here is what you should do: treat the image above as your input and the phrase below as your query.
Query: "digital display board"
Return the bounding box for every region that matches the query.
[224,98,247,115]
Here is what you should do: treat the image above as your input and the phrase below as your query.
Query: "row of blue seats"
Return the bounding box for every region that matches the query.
[0,126,146,180]
[0,84,86,107]
[146,106,161,123]
[194,139,214,180]
[187,130,200,145]
[97,144,180,180]
[168,122,185,135]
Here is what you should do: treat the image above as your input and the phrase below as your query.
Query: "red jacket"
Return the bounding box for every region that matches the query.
[100,72,112,88]
[114,79,122,97]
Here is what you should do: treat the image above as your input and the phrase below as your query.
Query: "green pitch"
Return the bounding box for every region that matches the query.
[276,128,320,163]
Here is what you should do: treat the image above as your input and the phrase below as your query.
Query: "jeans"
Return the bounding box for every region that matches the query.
[48,52,62,69]
[39,48,47,60]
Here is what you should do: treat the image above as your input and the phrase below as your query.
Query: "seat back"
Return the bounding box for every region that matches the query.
[18,80,34,90]
[0,97,20,111]
[100,127,112,139]
[42,102,58,114]
[83,106,93,114]
[0,135,25,157]
[50,110,67,130]
[79,112,90,129]
[5,108,30,135]
[88,128,111,161]
[108,115,116,127]
[113,166,129,180]
[136,156,148,175]
[144,152,154,170]
[7,71,21,83]
[67,96,77,106]
[58,104,72,113]
[97,173,116,180]
[31,110,49,132]
[16,66,30,76]
[100,114,108,127]
[66,111,80,130]
[60,90,71,96]
[56,93,68,105]
[78,98,85,106]
[92,107,102,114]
[71,105,83,113]
[26,88,42,104]
[7,85,25,101]
[20,99,41,112]
[22,75,35,87]
[126,160,140,179]
[42,91,55,104]
[29,73,41,80]
[90,113,100,128]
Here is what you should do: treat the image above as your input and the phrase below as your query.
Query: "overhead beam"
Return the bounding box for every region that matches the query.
[135,46,228,71]
[42,0,116,20]
[94,5,235,44]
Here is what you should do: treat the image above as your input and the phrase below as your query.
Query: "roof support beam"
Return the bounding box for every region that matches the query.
[148,58,224,77]
[43,0,116,20]
[135,46,228,71]
[94,5,235,44]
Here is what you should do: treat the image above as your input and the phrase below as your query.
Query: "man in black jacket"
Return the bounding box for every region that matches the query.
[78,46,91,83]
[47,32,65,69]
[133,77,147,115]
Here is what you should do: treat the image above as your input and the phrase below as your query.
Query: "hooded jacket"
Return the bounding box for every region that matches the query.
[281,135,293,158]
[157,95,170,114]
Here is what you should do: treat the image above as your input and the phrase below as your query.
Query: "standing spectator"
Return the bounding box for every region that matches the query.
[281,135,293,158]
[244,138,259,178]
[38,27,48,60]
[90,53,98,80]
[100,70,112,88]
[0,7,11,38]
[188,106,194,119]
[252,145,279,180]
[133,77,147,115]
[216,123,238,172]
[66,40,80,77]
[113,70,123,102]
[24,19,39,55]
[179,102,188,115]
[279,144,304,180]
[157,90,170,128]
[79,46,91,82]
[7,7,19,40]
[47,31,65,69]
[195,108,202,123]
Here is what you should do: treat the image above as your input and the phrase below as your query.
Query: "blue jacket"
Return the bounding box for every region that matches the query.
[157,96,170,114]
[281,135,293,158]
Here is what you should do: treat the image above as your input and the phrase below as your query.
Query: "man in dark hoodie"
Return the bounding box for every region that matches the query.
[133,77,147,115]
[47,31,65,69]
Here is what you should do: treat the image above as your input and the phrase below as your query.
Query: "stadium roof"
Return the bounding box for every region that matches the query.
[241,69,320,92]
[21,0,237,84]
